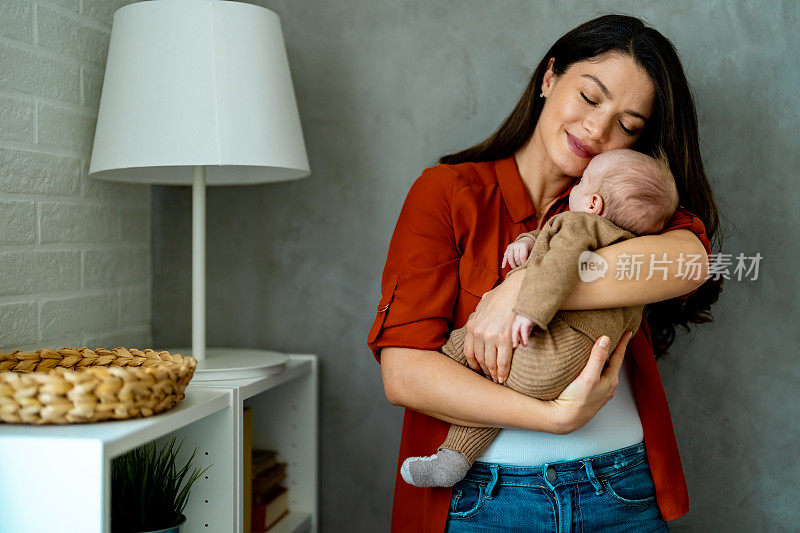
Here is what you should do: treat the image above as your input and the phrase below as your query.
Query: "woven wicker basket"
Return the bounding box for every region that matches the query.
[0,347,196,425]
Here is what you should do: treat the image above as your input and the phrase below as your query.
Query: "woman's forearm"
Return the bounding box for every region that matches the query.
[560,229,709,309]
[380,346,565,434]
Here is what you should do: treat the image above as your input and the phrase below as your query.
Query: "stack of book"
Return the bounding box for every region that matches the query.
[243,406,290,532]
[251,449,289,530]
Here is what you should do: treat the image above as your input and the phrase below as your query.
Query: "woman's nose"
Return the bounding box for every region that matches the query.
[583,113,609,142]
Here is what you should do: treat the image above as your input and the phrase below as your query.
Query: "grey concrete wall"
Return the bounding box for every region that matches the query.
[0,0,149,352]
[151,1,799,531]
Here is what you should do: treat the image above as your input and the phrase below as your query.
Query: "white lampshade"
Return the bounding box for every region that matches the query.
[88,0,310,185]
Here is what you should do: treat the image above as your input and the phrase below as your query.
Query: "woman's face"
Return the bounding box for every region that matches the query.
[534,52,656,178]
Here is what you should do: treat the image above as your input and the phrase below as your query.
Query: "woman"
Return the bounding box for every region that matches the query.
[367,14,721,532]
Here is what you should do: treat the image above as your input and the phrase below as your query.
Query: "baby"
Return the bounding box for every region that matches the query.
[401,148,679,488]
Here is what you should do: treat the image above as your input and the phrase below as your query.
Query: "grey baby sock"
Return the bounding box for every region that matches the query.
[400,448,471,487]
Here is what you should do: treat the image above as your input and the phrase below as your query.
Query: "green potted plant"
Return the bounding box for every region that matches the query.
[111,435,212,533]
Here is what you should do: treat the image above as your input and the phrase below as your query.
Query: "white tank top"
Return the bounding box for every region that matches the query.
[475,356,644,465]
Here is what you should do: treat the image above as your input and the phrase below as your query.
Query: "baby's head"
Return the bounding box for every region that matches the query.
[568,148,678,235]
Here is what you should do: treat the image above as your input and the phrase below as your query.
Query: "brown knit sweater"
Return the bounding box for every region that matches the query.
[510,210,644,352]
[437,211,645,462]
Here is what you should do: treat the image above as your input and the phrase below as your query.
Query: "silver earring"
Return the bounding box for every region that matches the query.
[540,91,545,98]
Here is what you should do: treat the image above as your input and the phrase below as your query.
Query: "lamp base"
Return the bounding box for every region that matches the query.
[166,347,288,382]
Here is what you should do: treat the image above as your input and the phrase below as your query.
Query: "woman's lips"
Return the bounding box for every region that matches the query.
[566,132,596,158]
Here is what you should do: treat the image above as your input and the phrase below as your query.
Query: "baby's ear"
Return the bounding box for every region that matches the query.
[588,194,605,215]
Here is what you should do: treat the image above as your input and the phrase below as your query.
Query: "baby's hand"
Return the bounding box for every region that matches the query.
[512,314,535,349]
[501,236,534,269]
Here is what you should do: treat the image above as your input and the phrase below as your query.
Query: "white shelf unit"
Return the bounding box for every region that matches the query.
[0,354,318,533]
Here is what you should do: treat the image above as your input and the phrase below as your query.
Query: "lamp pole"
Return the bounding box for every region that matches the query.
[192,165,206,361]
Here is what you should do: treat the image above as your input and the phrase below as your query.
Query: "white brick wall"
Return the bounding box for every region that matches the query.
[0,0,151,352]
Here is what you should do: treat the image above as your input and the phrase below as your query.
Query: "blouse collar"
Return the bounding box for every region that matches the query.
[494,154,575,223]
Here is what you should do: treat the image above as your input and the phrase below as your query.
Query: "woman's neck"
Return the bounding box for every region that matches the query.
[514,132,576,215]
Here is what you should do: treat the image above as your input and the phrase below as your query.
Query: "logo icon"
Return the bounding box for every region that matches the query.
[578,251,607,282]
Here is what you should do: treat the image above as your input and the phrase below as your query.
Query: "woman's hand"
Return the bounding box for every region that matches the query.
[549,331,633,434]
[463,270,525,383]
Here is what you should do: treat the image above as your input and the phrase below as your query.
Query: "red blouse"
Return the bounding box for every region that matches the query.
[367,155,711,532]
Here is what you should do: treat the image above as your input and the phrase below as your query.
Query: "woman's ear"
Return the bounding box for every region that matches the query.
[541,57,557,96]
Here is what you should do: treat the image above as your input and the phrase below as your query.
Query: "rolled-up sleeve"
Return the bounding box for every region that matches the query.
[367,166,460,363]
[660,207,712,300]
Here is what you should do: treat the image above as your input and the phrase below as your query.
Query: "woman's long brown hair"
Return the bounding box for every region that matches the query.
[439,14,723,359]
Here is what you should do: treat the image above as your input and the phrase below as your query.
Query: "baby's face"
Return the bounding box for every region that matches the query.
[568,151,623,214]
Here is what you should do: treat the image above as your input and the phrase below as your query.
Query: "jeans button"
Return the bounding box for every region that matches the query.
[545,466,557,482]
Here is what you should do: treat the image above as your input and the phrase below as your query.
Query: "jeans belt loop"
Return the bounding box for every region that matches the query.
[485,465,499,500]
[582,458,604,495]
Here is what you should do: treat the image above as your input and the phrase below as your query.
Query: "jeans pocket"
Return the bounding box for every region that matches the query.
[448,479,486,519]
[600,459,657,507]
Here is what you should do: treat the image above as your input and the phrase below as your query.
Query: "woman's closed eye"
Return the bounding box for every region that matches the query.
[580,91,598,106]
[580,91,636,135]
[618,122,635,135]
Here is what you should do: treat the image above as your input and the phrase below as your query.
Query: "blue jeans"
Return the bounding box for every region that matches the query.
[444,442,669,532]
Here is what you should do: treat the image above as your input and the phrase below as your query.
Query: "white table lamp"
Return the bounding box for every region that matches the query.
[89,0,310,380]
